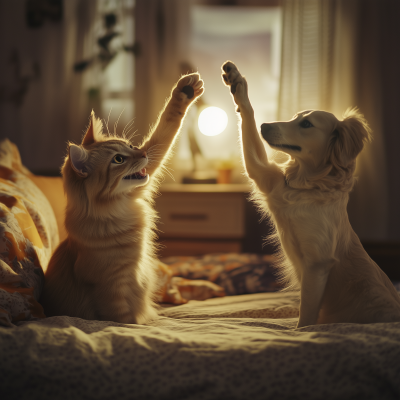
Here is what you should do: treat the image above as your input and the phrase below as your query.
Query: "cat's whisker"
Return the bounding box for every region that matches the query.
[123,127,135,139]
[146,158,161,166]
[160,165,175,181]
[127,131,139,141]
[147,150,164,156]
[122,118,135,138]
[147,145,166,155]
[106,108,113,136]
[123,130,137,143]
[162,164,175,174]
[124,129,138,141]
[148,144,165,150]
[114,108,125,137]
[125,126,137,141]
[146,157,175,181]
[147,150,164,155]
[147,156,163,161]
[146,156,164,163]
[102,120,108,136]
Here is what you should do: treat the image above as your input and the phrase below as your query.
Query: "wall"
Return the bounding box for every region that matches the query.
[352,0,400,241]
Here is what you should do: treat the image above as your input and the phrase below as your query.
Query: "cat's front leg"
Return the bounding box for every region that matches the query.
[142,73,204,176]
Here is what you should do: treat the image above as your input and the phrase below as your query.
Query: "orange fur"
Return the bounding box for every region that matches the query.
[40,73,204,324]
[222,61,400,328]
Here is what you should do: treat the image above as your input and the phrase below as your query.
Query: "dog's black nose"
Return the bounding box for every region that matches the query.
[260,123,272,140]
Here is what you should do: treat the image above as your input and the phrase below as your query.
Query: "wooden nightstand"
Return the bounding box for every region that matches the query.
[155,183,251,257]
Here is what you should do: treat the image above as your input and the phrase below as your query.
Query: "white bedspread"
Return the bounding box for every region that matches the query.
[1,292,400,400]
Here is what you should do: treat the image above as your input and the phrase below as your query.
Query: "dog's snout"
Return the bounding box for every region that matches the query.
[261,123,273,140]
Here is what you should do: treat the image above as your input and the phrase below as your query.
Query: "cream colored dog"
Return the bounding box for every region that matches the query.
[222,61,400,328]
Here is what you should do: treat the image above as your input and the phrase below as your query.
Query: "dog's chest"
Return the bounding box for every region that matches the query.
[269,198,340,266]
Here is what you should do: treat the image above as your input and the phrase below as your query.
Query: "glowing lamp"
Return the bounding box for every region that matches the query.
[198,106,228,136]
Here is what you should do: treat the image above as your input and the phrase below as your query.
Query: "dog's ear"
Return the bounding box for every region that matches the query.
[327,108,372,169]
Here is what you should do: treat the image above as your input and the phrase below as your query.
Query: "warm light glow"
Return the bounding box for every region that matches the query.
[198,107,228,136]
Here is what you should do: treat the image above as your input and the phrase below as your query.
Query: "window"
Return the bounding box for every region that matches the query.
[177,4,282,161]
[84,0,136,134]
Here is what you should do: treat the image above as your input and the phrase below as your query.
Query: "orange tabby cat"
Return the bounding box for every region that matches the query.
[40,73,204,324]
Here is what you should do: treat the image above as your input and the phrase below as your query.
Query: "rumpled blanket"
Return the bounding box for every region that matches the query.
[1,292,399,400]
[162,253,282,295]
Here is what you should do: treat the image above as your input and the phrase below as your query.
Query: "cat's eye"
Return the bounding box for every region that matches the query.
[112,154,125,164]
[300,120,313,128]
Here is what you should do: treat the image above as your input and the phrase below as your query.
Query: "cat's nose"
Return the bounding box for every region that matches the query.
[141,151,147,158]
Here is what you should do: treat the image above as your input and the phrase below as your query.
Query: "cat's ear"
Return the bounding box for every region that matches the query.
[69,144,88,178]
[82,110,103,146]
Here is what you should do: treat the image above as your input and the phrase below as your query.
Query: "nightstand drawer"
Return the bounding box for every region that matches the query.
[156,192,245,238]
[158,239,242,257]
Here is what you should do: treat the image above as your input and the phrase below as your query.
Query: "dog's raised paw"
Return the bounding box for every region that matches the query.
[231,83,237,95]
[221,61,241,88]
[222,62,234,73]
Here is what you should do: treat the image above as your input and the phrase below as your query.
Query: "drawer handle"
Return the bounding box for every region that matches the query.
[170,213,208,221]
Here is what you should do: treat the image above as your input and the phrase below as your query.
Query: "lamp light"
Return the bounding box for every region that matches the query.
[198,106,228,136]
[182,104,229,184]
[179,61,230,184]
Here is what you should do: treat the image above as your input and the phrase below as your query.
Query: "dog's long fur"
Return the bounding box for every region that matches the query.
[222,61,400,327]
[40,73,204,324]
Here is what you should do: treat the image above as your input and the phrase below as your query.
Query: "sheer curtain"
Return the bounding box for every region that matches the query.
[278,0,388,241]
[0,0,97,172]
[134,0,190,143]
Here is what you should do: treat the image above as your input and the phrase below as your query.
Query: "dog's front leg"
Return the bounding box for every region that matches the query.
[297,263,332,328]
[221,61,284,194]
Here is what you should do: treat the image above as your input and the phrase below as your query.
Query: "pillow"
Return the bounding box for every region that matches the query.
[0,139,59,326]
[29,175,67,242]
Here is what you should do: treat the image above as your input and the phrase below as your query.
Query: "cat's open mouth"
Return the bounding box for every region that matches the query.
[123,168,147,180]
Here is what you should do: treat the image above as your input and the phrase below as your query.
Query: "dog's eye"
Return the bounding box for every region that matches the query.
[112,154,125,164]
[300,120,313,128]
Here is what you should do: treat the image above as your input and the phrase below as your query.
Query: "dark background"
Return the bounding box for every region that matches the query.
[0,0,399,277]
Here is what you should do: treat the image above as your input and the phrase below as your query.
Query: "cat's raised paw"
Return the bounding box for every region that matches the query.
[175,72,204,104]
[182,85,194,99]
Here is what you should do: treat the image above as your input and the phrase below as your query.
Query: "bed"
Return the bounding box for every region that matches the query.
[2,292,400,399]
[1,139,400,400]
